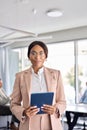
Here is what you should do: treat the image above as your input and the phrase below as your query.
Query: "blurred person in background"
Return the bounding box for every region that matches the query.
[79,82,87,103]
[0,78,19,130]
[0,78,10,105]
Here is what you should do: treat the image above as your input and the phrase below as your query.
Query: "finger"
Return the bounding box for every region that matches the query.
[43,104,53,111]
[41,105,55,114]
[41,107,53,114]
[26,107,40,118]
[31,106,38,109]
[26,106,37,112]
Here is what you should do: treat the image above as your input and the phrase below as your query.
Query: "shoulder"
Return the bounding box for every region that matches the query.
[44,67,62,78]
[83,89,87,95]
[44,67,61,73]
[15,68,31,77]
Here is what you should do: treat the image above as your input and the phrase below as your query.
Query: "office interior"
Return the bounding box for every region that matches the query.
[0,0,87,129]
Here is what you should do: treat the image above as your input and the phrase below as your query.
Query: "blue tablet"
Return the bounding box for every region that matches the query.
[30,92,54,114]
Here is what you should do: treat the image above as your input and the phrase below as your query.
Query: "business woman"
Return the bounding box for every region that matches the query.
[10,41,66,130]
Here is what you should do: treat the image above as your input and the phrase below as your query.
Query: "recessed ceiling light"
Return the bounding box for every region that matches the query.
[46,9,63,17]
[32,8,37,15]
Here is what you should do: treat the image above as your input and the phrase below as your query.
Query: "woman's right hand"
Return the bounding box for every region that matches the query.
[23,106,39,118]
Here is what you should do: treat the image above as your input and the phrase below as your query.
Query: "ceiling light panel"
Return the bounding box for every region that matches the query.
[46,9,63,17]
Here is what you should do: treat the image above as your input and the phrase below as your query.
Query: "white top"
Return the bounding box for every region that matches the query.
[29,67,51,130]
[30,67,47,93]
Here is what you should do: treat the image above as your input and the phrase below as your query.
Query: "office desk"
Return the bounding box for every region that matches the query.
[0,104,12,129]
[65,104,87,130]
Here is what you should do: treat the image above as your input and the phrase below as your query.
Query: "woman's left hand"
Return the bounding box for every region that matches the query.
[41,104,56,115]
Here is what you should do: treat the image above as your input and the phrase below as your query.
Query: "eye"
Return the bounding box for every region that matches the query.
[30,51,37,56]
[39,51,45,56]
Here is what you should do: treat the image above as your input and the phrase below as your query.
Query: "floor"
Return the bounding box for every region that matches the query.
[0,124,84,130]
[0,120,87,130]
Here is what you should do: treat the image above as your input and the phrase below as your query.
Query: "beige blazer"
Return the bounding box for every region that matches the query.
[10,67,66,130]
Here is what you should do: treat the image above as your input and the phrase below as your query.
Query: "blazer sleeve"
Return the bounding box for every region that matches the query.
[10,73,27,123]
[54,71,66,117]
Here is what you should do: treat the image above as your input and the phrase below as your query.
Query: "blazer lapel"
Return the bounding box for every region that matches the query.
[44,67,54,92]
[24,68,32,104]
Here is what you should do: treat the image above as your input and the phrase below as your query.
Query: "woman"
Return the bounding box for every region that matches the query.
[10,41,66,130]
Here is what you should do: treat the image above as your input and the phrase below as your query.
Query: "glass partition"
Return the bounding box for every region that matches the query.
[78,40,87,103]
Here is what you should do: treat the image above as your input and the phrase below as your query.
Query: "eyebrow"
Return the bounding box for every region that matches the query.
[30,50,44,53]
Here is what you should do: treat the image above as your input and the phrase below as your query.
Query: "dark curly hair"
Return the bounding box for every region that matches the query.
[27,41,48,58]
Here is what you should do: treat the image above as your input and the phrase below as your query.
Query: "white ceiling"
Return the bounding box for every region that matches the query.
[0,0,87,45]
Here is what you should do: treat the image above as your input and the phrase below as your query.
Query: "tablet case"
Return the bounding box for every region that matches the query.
[30,92,54,114]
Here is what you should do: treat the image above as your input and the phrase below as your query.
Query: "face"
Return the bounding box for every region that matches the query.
[0,80,2,88]
[29,45,46,71]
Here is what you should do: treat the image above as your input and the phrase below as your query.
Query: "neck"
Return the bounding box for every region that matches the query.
[34,68,39,74]
[32,66,43,74]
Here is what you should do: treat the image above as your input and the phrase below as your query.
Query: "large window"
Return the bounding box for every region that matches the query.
[46,42,75,104]
[78,40,87,102]
[1,39,87,104]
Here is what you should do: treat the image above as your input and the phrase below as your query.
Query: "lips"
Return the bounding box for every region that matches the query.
[34,60,42,63]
